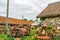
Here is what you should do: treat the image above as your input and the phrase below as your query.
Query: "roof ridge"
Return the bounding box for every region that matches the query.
[48,1,60,5]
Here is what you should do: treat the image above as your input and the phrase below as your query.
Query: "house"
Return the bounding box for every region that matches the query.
[0,16,32,26]
[37,1,60,27]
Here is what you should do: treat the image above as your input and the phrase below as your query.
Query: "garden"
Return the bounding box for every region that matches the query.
[0,24,60,40]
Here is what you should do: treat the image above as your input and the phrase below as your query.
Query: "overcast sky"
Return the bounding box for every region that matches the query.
[0,0,60,20]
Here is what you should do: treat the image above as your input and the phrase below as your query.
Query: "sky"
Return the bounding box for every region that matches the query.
[0,0,60,20]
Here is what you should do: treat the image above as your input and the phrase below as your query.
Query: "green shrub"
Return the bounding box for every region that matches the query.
[30,27,36,35]
[40,17,46,21]
[21,36,32,40]
[0,34,7,40]
[6,37,14,40]
[46,27,52,33]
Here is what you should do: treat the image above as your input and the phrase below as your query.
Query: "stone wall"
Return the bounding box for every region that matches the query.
[42,17,60,26]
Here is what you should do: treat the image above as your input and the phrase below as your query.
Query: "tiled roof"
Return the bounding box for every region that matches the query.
[0,16,32,25]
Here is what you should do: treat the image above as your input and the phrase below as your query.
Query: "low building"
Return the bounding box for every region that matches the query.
[0,16,32,26]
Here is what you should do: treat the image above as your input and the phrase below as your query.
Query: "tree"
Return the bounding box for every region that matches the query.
[23,19,28,21]
[29,20,34,22]
[35,19,38,22]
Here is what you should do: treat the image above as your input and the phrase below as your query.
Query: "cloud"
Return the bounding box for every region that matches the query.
[0,0,6,16]
[15,0,30,4]
[0,0,60,20]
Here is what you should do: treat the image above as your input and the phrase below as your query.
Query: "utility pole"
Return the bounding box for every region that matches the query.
[6,0,9,30]
[22,15,24,19]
